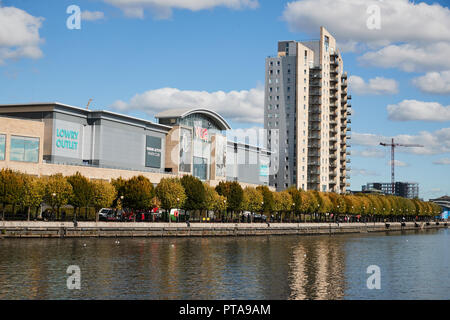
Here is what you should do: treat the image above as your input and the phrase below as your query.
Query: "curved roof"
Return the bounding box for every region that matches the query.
[155,108,232,130]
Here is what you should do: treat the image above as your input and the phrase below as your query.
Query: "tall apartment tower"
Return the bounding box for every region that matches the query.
[264,27,351,193]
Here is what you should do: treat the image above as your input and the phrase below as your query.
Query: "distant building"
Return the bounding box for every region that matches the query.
[0,103,271,188]
[430,196,450,219]
[362,182,419,199]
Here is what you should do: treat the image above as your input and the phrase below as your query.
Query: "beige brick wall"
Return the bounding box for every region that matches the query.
[0,117,45,165]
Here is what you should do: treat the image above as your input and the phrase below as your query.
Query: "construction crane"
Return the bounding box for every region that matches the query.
[380,138,424,195]
[86,98,93,110]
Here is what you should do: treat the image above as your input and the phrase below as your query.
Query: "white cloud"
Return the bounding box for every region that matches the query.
[110,87,264,124]
[349,75,398,95]
[352,148,385,158]
[386,100,450,122]
[388,160,409,167]
[412,71,450,94]
[352,168,380,177]
[0,6,44,64]
[433,158,450,165]
[352,128,450,156]
[81,10,105,21]
[104,0,259,19]
[282,0,450,50]
[359,42,450,72]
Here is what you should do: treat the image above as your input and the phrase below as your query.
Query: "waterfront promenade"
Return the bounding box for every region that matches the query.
[0,221,446,238]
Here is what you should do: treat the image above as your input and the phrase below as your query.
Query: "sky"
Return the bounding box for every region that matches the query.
[0,0,449,200]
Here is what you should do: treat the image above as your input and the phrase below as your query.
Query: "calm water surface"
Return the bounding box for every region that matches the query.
[0,229,448,300]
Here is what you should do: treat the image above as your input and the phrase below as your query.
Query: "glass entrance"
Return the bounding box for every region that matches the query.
[193,157,208,181]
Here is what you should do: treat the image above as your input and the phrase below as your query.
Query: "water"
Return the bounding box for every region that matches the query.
[0,229,448,300]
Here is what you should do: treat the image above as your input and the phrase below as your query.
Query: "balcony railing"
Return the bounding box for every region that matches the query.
[309,125,321,131]
[310,89,321,96]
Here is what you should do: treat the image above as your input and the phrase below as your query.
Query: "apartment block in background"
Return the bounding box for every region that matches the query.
[264,26,351,193]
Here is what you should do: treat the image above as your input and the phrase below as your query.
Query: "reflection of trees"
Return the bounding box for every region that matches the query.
[289,237,346,300]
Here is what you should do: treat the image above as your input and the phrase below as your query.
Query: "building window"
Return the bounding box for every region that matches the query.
[277,61,280,66]
[270,87,273,92]
[0,134,5,161]
[10,136,39,163]
[270,61,273,66]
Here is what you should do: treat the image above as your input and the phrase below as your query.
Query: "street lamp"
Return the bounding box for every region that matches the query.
[292,202,296,223]
[223,199,227,222]
[52,193,57,220]
[176,197,180,222]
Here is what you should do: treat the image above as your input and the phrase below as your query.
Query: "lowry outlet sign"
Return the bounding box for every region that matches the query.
[55,128,79,150]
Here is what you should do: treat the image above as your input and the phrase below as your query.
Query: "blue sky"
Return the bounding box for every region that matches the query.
[1,0,449,199]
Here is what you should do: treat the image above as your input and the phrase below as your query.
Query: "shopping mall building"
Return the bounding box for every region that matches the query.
[0,102,271,188]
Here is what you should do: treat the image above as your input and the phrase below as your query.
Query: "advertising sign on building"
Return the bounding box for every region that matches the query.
[215,135,227,177]
[260,164,269,177]
[180,128,192,173]
[53,119,82,159]
[195,127,208,141]
[145,135,162,168]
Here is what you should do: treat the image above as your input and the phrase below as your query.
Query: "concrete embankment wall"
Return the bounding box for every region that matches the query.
[0,221,447,238]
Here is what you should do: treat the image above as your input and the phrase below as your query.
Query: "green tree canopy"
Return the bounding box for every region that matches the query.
[123,175,154,211]
[155,177,186,212]
[256,185,274,214]
[43,174,73,215]
[92,180,117,221]
[67,172,93,211]
[242,187,263,213]
[180,175,206,211]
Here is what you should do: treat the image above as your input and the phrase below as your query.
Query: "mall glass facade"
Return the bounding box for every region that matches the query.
[0,134,5,161]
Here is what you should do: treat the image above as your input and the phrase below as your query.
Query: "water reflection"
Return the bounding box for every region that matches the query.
[0,229,448,300]
[289,238,346,300]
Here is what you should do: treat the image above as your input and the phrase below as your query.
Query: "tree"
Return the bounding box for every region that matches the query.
[242,187,263,222]
[123,175,154,212]
[216,181,243,222]
[43,174,73,220]
[0,169,26,220]
[67,172,93,221]
[155,178,186,221]
[287,187,302,221]
[91,180,117,222]
[22,176,45,221]
[181,175,206,220]
[256,185,275,215]
[279,191,293,222]
[111,177,127,208]
[204,184,227,221]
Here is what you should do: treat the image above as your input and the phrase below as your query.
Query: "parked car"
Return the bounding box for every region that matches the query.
[98,208,114,221]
